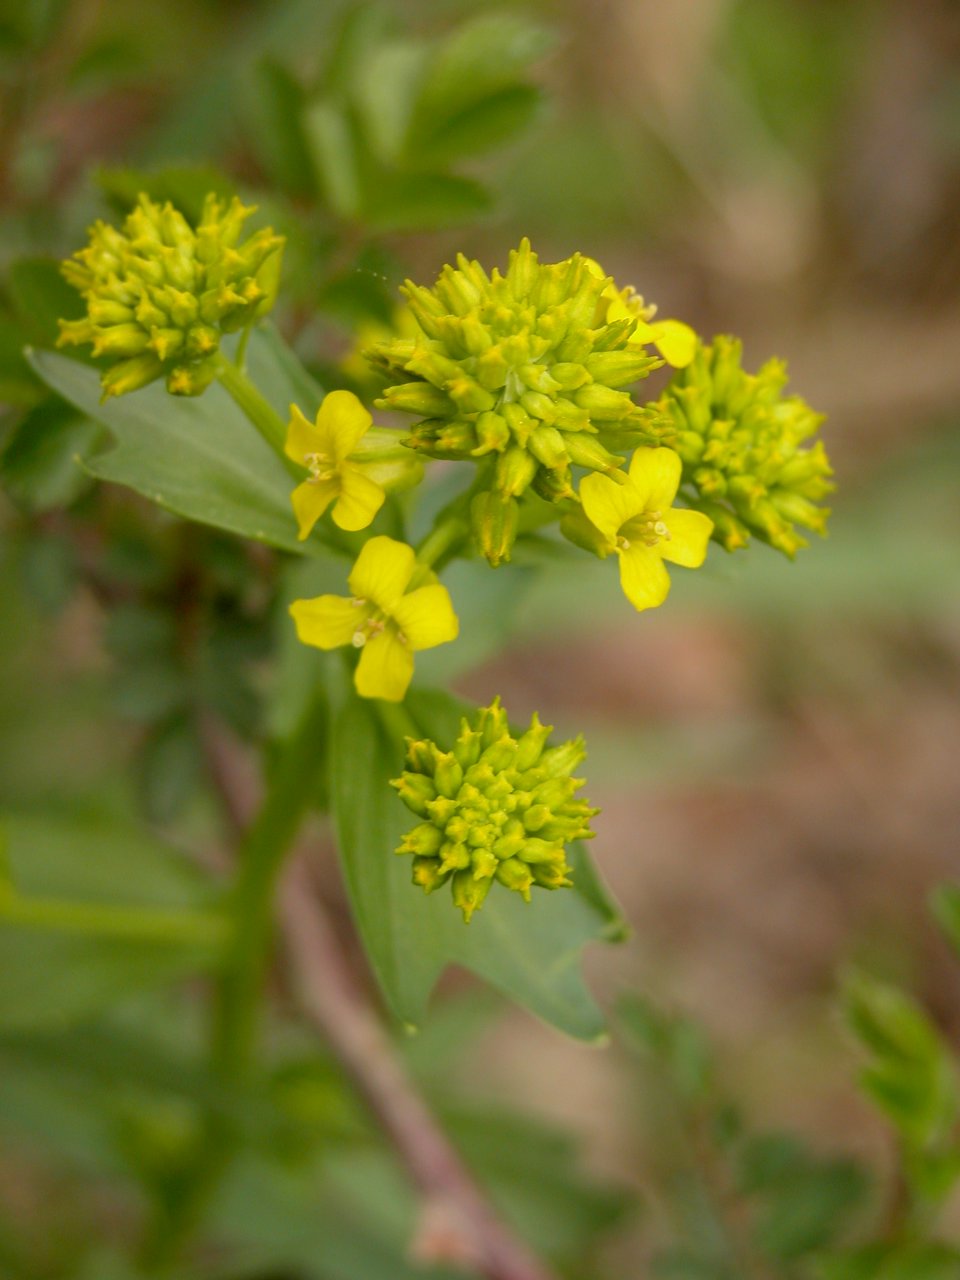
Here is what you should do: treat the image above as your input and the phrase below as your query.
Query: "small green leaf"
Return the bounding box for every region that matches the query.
[736,1131,867,1260]
[27,326,326,556]
[843,970,960,1151]
[139,716,201,825]
[5,257,84,346]
[243,58,316,199]
[0,323,41,407]
[412,12,553,133]
[932,883,960,957]
[416,84,543,165]
[0,399,101,511]
[330,688,623,1040]
[304,100,362,219]
[352,39,426,164]
[97,164,236,224]
[365,172,491,232]
[619,995,714,1102]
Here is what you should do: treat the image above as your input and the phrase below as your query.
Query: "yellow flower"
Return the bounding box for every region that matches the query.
[578,448,714,612]
[289,536,459,702]
[584,259,697,369]
[285,390,385,538]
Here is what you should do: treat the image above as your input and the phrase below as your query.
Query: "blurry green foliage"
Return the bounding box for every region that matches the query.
[620,996,869,1278]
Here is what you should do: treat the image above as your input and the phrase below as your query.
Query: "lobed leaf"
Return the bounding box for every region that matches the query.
[28,326,326,556]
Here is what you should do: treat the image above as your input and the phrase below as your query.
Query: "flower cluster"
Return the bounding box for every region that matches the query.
[562,446,714,612]
[392,699,597,922]
[58,194,284,399]
[654,337,834,556]
[289,536,458,702]
[367,239,676,564]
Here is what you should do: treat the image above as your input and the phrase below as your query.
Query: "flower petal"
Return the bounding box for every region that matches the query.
[284,403,323,467]
[618,544,671,612]
[316,389,372,461]
[579,472,644,544]
[291,478,337,540]
[392,585,459,651]
[355,628,415,702]
[629,446,682,511]
[332,466,385,532]
[650,320,697,369]
[660,507,713,567]
[289,594,365,649]
[348,535,416,612]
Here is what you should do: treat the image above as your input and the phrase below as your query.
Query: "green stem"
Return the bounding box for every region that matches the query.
[234,321,254,375]
[142,686,330,1274]
[374,698,420,746]
[213,351,296,467]
[0,891,225,946]
[414,513,469,576]
[212,682,330,1080]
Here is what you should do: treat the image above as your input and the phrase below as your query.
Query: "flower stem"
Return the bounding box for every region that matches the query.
[212,681,330,1080]
[213,351,295,466]
[415,513,469,573]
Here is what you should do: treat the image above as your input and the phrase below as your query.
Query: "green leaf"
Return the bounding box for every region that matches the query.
[0,812,221,1031]
[27,326,325,556]
[138,716,201,825]
[329,688,624,1040]
[0,311,44,407]
[843,971,960,1151]
[411,12,553,135]
[243,58,316,199]
[97,164,236,224]
[618,995,714,1102]
[214,1147,463,1280]
[365,172,491,232]
[416,84,543,165]
[304,100,362,219]
[736,1131,867,1260]
[0,398,101,511]
[5,256,84,346]
[932,883,960,957]
[351,39,426,165]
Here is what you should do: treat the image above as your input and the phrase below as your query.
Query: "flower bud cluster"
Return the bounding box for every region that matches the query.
[655,337,833,556]
[58,194,284,399]
[367,240,674,564]
[391,699,598,922]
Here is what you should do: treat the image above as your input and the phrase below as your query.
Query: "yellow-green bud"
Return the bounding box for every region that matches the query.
[654,336,833,556]
[57,193,284,400]
[392,698,598,922]
[367,240,672,499]
[471,491,519,567]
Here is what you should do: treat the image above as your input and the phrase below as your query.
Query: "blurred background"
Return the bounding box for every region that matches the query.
[1,0,959,1276]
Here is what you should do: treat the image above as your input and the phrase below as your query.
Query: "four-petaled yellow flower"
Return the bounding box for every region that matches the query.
[285,390,385,538]
[585,259,698,369]
[579,447,714,612]
[289,536,459,702]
